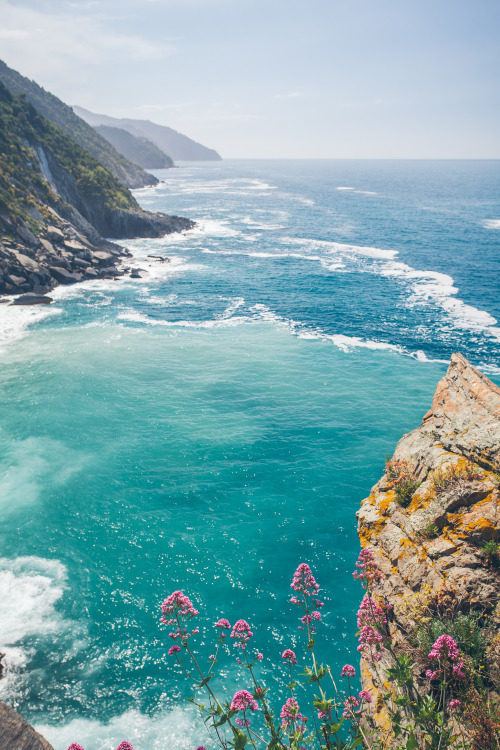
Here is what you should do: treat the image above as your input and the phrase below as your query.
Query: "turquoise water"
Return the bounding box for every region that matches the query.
[0,160,498,749]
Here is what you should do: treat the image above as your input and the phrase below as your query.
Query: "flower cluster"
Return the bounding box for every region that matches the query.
[230,689,258,713]
[168,644,181,656]
[426,634,465,680]
[356,595,387,664]
[160,591,199,643]
[280,697,306,731]
[341,664,356,678]
[290,563,320,598]
[67,744,134,750]
[352,548,383,590]
[343,696,360,718]
[230,619,253,649]
[282,649,297,664]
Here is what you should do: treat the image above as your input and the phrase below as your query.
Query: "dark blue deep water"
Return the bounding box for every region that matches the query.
[0,160,498,749]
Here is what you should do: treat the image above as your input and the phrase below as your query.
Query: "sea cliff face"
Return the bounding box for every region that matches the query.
[357,353,500,734]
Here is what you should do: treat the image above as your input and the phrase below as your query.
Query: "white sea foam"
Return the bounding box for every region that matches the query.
[483,219,500,229]
[0,436,87,513]
[0,557,69,700]
[0,301,62,354]
[335,187,377,196]
[37,706,201,750]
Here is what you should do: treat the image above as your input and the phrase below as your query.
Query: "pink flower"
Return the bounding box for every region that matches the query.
[449,699,461,710]
[168,644,181,655]
[161,591,199,623]
[353,548,383,589]
[230,619,253,649]
[215,618,230,629]
[230,689,258,712]
[66,745,85,750]
[116,744,135,750]
[341,664,356,678]
[428,634,460,662]
[209,654,215,661]
[195,747,207,750]
[160,591,199,643]
[358,690,372,704]
[235,718,251,727]
[257,652,263,661]
[343,696,360,717]
[291,563,320,598]
[282,649,297,665]
[280,697,305,728]
[426,669,440,681]
[311,611,321,621]
[428,635,465,679]
[317,709,327,720]
[357,595,387,628]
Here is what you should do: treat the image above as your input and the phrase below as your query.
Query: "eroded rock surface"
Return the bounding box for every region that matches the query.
[0,702,53,750]
[357,353,500,733]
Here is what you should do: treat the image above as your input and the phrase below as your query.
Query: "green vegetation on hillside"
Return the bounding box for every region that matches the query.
[0,59,157,188]
[0,80,138,225]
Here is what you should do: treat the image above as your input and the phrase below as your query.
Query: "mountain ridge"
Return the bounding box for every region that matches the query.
[0,59,158,189]
[74,106,222,162]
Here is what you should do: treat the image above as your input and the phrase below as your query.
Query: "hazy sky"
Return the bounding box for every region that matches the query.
[0,0,499,158]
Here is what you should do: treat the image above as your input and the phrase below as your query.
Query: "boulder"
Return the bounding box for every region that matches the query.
[11,294,53,306]
[46,225,64,242]
[49,267,82,285]
[0,702,53,750]
[130,268,142,278]
[91,251,115,266]
[15,225,39,247]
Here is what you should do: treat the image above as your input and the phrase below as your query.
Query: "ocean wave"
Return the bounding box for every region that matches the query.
[37,706,200,750]
[483,219,500,229]
[0,301,62,353]
[0,557,69,701]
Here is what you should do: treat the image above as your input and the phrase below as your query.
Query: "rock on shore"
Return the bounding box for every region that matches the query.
[0,702,53,750]
[357,353,500,734]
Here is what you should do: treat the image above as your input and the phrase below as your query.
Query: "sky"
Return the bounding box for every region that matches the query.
[0,0,499,159]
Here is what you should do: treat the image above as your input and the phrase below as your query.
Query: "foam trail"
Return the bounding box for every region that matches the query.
[37,706,201,750]
[0,557,68,700]
[483,219,500,229]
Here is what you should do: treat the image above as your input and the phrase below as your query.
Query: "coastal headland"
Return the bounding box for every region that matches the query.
[358,353,500,739]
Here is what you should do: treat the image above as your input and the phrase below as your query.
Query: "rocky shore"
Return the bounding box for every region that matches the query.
[357,353,500,736]
[0,210,193,301]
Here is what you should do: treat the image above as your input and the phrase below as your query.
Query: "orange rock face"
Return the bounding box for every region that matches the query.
[356,353,500,736]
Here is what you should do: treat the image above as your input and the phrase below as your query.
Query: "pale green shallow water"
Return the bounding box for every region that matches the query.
[0,322,444,748]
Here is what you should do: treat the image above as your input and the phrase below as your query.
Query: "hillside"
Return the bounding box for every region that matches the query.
[95,125,174,169]
[0,59,158,189]
[74,106,222,162]
[0,81,193,297]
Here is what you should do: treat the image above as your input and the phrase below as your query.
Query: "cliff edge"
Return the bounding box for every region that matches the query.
[357,353,500,735]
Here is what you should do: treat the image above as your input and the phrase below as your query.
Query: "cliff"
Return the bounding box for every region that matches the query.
[74,106,222,162]
[0,81,193,297]
[0,59,157,189]
[95,125,174,169]
[357,353,500,738]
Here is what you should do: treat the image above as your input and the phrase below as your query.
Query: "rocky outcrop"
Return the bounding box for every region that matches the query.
[357,353,500,731]
[0,702,53,750]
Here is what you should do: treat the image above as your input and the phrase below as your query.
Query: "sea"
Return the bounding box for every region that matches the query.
[0,159,498,749]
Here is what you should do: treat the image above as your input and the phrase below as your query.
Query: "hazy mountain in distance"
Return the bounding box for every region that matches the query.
[0,59,158,189]
[95,125,174,169]
[74,106,222,162]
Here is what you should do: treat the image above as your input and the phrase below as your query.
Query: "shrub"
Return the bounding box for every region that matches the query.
[416,522,440,540]
[430,462,481,494]
[385,457,421,507]
[482,541,500,567]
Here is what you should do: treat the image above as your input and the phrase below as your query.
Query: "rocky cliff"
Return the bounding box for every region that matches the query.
[357,353,500,736]
[0,80,193,298]
[0,59,157,189]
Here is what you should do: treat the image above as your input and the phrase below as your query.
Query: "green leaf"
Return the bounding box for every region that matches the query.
[307,639,316,650]
[197,674,213,688]
[406,732,419,750]
[234,731,247,749]
[329,717,344,733]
